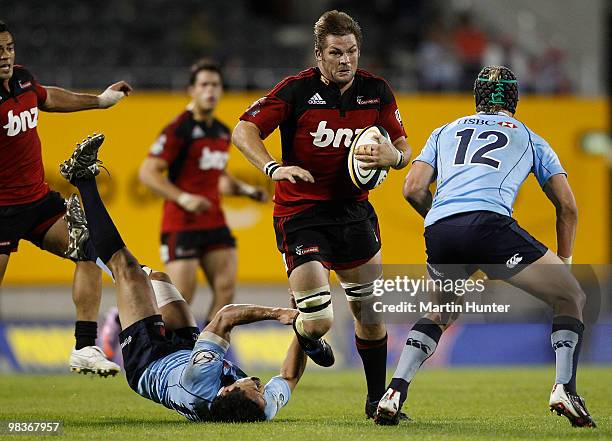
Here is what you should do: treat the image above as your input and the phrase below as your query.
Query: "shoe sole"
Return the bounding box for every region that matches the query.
[70,365,119,378]
[550,403,596,428]
[60,134,105,181]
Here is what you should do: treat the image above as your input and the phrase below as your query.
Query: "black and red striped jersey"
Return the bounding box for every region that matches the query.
[240,67,405,217]
[0,65,49,206]
[148,111,231,232]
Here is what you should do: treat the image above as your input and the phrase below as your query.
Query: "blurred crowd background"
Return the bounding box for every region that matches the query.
[5,0,608,93]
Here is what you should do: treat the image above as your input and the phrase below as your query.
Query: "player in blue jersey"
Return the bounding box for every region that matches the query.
[373,66,595,428]
[58,134,306,423]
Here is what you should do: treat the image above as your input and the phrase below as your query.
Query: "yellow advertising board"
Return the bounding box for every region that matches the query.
[3,94,608,284]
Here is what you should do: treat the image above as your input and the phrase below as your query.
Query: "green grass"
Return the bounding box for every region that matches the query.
[0,367,610,440]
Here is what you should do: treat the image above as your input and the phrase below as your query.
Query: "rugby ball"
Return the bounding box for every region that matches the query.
[348,125,390,190]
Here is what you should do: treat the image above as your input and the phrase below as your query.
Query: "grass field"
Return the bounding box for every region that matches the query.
[0,366,609,440]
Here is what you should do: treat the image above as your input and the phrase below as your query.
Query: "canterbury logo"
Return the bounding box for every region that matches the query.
[406,338,430,354]
[3,108,39,137]
[120,335,132,349]
[506,253,523,269]
[553,340,575,350]
[308,93,326,105]
[310,120,364,148]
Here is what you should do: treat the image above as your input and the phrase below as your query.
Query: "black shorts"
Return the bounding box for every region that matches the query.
[160,226,236,263]
[119,314,199,391]
[0,191,66,255]
[274,200,381,276]
[424,211,548,280]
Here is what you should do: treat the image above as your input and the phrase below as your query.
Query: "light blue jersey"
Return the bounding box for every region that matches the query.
[137,331,291,421]
[414,112,566,226]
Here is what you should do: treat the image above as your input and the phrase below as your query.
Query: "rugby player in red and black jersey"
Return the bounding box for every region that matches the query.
[233,11,411,418]
[139,60,267,322]
[0,20,132,376]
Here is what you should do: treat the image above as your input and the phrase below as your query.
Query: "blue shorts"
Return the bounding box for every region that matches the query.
[424,211,548,280]
[119,315,199,391]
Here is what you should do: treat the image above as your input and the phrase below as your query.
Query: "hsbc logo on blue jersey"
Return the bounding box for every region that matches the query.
[3,108,39,137]
[310,121,364,148]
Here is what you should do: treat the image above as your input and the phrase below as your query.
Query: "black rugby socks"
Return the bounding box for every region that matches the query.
[356,333,388,402]
[74,178,125,264]
[74,320,97,350]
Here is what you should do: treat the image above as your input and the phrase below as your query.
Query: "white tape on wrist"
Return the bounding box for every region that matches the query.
[151,280,185,307]
[97,89,125,108]
[559,255,573,265]
[177,192,194,208]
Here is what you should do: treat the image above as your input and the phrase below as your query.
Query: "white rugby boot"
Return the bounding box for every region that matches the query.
[374,388,403,425]
[549,383,596,428]
[70,345,120,377]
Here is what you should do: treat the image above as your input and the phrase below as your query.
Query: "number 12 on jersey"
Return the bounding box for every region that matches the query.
[453,128,509,169]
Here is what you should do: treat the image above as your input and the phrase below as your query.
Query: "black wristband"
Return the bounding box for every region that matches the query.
[263,160,281,178]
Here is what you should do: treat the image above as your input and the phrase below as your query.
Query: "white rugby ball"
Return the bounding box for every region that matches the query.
[348,125,390,190]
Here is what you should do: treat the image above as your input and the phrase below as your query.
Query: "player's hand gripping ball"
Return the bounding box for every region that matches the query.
[348,125,391,190]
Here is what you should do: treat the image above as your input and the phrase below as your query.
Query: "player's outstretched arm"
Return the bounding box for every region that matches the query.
[204,304,298,343]
[232,120,314,184]
[40,81,132,112]
[139,157,211,213]
[403,161,436,218]
[279,336,307,392]
[543,174,578,263]
[219,172,268,202]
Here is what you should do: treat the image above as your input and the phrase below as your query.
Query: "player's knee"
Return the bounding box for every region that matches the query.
[293,285,333,339]
[301,317,333,339]
[555,285,586,312]
[110,250,143,281]
[149,271,172,284]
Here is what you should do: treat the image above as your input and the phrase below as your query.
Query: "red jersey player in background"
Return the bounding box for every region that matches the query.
[0,20,132,375]
[232,11,411,418]
[138,60,266,322]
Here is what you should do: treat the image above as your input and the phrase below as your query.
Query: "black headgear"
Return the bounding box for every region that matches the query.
[474,66,519,114]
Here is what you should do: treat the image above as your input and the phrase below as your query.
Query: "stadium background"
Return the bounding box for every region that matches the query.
[0,0,610,375]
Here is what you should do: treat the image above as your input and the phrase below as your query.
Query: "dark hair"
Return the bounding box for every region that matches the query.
[209,389,266,423]
[474,65,519,114]
[314,10,362,52]
[0,20,9,33]
[189,59,223,86]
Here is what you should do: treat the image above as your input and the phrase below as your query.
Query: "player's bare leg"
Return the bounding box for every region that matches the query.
[506,250,585,320]
[107,250,159,328]
[165,258,199,303]
[0,254,9,284]
[149,271,197,331]
[288,261,334,366]
[506,250,595,427]
[40,213,115,376]
[200,247,237,323]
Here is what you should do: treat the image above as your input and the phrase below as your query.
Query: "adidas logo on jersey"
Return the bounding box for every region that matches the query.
[506,253,523,269]
[310,120,364,148]
[308,93,326,105]
[192,126,205,138]
[3,108,39,137]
